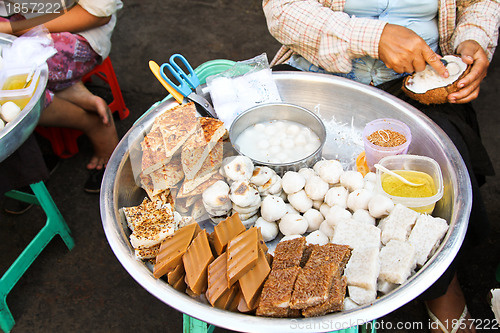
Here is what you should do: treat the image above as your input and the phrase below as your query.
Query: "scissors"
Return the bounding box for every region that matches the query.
[160,54,216,118]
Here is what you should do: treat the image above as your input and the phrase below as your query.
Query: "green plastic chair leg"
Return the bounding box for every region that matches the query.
[1,181,74,332]
[183,314,214,333]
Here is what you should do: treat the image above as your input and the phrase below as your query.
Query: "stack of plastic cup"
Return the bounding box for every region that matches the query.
[362,118,411,171]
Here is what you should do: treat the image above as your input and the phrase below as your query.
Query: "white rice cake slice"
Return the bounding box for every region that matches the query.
[377,278,398,295]
[348,285,377,306]
[408,214,449,266]
[344,247,380,290]
[343,297,360,311]
[331,219,381,251]
[378,204,419,245]
[378,240,416,284]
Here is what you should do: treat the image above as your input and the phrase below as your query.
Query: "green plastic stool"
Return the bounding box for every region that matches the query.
[182,314,376,333]
[0,181,74,333]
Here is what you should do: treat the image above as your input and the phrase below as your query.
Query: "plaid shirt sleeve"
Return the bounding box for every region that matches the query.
[450,0,500,61]
[263,0,387,73]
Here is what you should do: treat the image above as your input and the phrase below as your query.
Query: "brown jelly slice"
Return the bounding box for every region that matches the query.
[271,237,306,270]
[213,284,239,310]
[153,223,201,278]
[239,247,270,308]
[206,252,229,306]
[237,289,260,313]
[226,227,259,287]
[212,213,246,255]
[182,229,214,295]
[167,264,185,285]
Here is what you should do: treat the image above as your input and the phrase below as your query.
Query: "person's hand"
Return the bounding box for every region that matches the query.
[0,21,13,35]
[447,40,489,103]
[379,24,448,77]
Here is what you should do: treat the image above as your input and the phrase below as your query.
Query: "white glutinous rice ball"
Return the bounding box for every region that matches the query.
[313,159,344,184]
[287,189,313,213]
[352,209,376,225]
[261,195,287,222]
[347,189,373,211]
[0,118,4,130]
[279,234,302,242]
[0,102,21,123]
[305,230,329,245]
[229,180,260,207]
[319,203,331,218]
[254,217,279,242]
[312,199,322,210]
[324,186,349,208]
[297,167,316,181]
[304,175,329,201]
[279,213,308,236]
[319,220,334,238]
[303,208,324,232]
[340,170,365,192]
[281,171,306,194]
[364,172,377,183]
[325,205,352,226]
[368,194,394,219]
[223,155,254,181]
[285,203,299,215]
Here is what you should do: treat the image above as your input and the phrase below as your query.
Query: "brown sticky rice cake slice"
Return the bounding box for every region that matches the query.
[256,266,301,317]
[271,237,307,270]
[302,275,347,317]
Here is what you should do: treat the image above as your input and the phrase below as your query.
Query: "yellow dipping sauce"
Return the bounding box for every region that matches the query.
[381,170,436,198]
[2,73,36,109]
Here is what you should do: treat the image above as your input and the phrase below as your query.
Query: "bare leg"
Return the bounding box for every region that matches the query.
[56,81,112,126]
[425,273,476,333]
[39,95,118,170]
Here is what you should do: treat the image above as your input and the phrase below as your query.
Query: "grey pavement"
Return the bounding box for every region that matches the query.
[1,0,499,332]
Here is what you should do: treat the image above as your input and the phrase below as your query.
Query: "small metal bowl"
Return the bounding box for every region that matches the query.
[229,103,326,175]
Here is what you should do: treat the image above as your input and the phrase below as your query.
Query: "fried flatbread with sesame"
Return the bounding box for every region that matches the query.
[149,157,185,194]
[181,117,225,179]
[141,124,172,175]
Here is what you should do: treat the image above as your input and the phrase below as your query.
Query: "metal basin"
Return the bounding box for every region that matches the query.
[100,71,471,333]
[0,33,49,163]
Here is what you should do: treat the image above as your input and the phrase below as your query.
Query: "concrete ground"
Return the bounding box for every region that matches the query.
[1,0,499,332]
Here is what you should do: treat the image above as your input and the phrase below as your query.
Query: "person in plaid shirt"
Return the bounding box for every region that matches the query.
[264,0,500,332]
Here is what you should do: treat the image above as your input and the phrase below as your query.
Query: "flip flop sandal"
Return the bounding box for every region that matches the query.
[84,168,105,194]
[426,303,468,333]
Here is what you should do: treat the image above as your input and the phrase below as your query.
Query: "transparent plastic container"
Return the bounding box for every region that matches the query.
[376,154,444,214]
[0,66,41,110]
[363,118,411,171]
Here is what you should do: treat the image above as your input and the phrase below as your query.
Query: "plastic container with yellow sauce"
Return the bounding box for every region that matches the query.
[375,154,444,214]
[0,66,41,110]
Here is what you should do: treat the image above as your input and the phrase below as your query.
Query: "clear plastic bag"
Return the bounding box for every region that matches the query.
[206,53,281,128]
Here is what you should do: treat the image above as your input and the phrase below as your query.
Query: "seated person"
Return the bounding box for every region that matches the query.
[263,0,499,332]
[0,0,123,193]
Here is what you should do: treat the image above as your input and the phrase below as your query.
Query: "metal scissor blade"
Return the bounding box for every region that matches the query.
[187,93,217,118]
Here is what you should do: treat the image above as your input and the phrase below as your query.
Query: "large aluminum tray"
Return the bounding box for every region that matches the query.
[0,33,49,163]
[100,71,471,333]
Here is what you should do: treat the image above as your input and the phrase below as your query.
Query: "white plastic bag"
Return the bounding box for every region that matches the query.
[206,53,281,128]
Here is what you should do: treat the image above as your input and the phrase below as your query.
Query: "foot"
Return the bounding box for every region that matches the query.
[425,274,476,333]
[85,119,118,170]
[57,81,113,126]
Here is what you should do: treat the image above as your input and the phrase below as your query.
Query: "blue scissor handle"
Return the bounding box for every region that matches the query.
[159,62,192,97]
[169,54,200,90]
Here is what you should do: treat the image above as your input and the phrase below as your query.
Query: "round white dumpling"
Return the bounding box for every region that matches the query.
[250,166,275,186]
[223,155,254,181]
[297,167,316,181]
[285,203,299,215]
[368,194,395,218]
[325,205,352,226]
[305,230,329,245]
[0,101,21,123]
[303,208,324,232]
[304,175,329,201]
[287,189,313,213]
[240,213,259,228]
[279,234,302,243]
[319,203,331,218]
[313,159,344,184]
[254,217,279,242]
[346,189,373,211]
[279,213,308,236]
[202,180,232,216]
[319,220,334,238]
[324,186,349,208]
[229,180,260,207]
[364,172,377,183]
[281,171,306,194]
[352,209,376,225]
[340,171,365,192]
[0,118,4,130]
[261,195,287,222]
[285,123,301,135]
